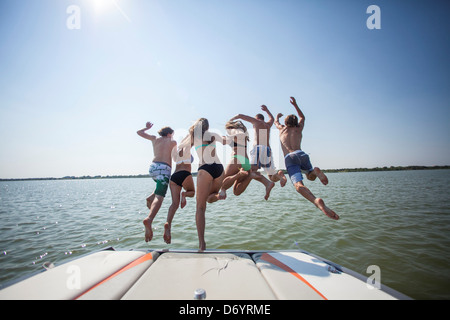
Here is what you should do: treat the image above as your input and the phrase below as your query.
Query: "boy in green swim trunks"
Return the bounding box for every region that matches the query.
[137,122,177,242]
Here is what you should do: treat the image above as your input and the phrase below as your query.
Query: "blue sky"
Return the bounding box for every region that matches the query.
[0,0,449,179]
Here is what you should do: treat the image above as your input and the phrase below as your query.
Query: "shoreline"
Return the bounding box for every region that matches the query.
[1,165,449,182]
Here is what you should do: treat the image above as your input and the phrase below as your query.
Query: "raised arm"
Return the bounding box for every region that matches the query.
[230,113,261,125]
[261,105,274,126]
[290,97,305,128]
[137,122,156,141]
[222,135,232,145]
[274,113,284,130]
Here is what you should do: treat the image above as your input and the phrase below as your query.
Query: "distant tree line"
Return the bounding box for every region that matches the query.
[1,166,449,182]
[322,165,450,173]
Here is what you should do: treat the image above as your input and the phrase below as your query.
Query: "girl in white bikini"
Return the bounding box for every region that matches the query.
[164,137,195,244]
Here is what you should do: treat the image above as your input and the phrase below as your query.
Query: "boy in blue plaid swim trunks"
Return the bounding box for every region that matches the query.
[284,150,314,184]
[137,122,177,242]
[275,97,339,220]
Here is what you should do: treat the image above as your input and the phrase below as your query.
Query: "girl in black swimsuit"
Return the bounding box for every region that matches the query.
[164,142,195,244]
[190,118,225,250]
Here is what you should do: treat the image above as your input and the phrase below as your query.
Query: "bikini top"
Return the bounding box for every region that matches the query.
[230,141,246,149]
[226,129,248,149]
[195,142,216,151]
[176,154,194,165]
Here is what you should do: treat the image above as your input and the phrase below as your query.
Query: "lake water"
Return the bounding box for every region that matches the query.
[1,169,449,299]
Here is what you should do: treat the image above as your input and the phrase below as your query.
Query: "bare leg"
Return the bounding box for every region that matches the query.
[306,167,328,185]
[294,181,339,220]
[181,190,194,208]
[195,170,213,251]
[269,170,287,187]
[231,169,252,196]
[219,164,244,200]
[164,182,181,244]
[146,193,155,210]
[250,171,275,200]
[181,175,195,208]
[143,194,164,242]
[208,171,225,203]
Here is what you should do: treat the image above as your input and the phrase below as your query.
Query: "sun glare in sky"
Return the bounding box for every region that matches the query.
[92,0,131,22]
[92,0,113,13]
[0,0,448,179]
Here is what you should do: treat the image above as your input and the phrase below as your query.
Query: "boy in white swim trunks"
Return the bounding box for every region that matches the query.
[230,105,287,199]
[137,122,177,242]
[275,97,339,220]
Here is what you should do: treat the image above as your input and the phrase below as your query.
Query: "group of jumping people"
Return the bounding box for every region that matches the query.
[137,97,339,251]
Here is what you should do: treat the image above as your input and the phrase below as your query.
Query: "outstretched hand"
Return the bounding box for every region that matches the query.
[276,113,283,119]
[290,97,298,106]
[146,122,153,129]
[261,105,268,112]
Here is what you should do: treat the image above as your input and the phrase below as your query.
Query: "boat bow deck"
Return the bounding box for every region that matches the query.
[0,248,410,300]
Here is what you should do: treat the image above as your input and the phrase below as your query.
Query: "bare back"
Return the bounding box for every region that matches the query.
[194,131,224,166]
[275,98,305,156]
[152,137,177,165]
[253,120,272,146]
[278,126,303,156]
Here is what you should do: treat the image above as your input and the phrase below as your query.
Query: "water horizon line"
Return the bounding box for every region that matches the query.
[1,165,449,182]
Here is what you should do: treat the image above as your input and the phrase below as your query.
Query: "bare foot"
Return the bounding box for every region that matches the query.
[314,167,328,185]
[163,222,171,244]
[314,198,339,220]
[207,192,220,203]
[218,189,227,200]
[278,170,287,187]
[143,218,153,242]
[265,182,275,200]
[180,192,187,209]
[238,168,249,178]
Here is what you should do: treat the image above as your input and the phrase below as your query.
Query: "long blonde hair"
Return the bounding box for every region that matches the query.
[189,118,212,145]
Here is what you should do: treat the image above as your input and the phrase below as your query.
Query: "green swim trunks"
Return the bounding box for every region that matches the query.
[148,161,171,197]
[233,154,251,171]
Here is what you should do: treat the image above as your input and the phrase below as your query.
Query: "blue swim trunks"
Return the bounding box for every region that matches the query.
[250,145,277,175]
[284,150,314,184]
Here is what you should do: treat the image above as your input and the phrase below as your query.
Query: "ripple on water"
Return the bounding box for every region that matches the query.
[1,172,450,299]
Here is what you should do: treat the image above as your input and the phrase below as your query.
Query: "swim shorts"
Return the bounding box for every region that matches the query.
[284,150,314,184]
[233,154,252,171]
[170,170,192,187]
[250,145,277,175]
[149,161,171,197]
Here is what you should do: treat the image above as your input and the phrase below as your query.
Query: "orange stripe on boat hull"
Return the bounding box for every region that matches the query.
[74,252,153,300]
[260,253,327,300]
